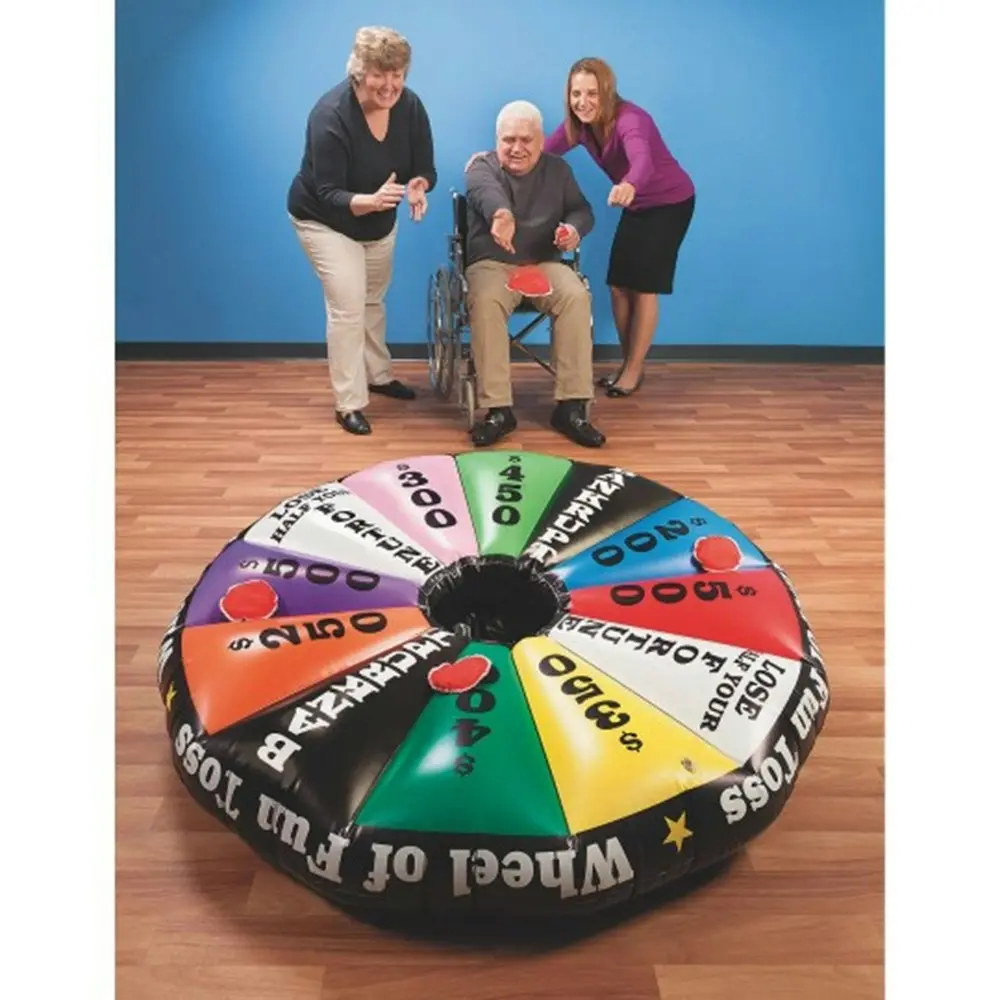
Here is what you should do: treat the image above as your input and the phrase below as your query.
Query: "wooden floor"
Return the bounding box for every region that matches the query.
[116,359,884,1000]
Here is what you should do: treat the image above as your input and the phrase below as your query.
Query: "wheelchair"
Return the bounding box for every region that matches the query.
[426,191,594,430]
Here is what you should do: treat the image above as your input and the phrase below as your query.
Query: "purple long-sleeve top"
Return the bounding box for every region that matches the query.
[544,99,694,211]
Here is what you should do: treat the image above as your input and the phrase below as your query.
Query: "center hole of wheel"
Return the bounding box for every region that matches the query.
[419,555,567,646]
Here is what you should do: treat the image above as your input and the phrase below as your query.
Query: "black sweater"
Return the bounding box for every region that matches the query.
[288,79,437,242]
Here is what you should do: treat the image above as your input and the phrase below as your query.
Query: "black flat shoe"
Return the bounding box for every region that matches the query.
[550,400,606,448]
[606,371,645,397]
[595,370,620,389]
[368,379,416,400]
[471,407,517,447]
[336,410,372,435]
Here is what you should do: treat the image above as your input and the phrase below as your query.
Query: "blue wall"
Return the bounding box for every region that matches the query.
[116,0,884,347]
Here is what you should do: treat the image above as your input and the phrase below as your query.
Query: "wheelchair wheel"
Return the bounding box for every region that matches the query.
[460,373,477,431]
[426,267,458,401]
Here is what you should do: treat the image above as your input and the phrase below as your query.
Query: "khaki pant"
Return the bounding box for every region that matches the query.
[466,260,595,409]
[290,215,396,413]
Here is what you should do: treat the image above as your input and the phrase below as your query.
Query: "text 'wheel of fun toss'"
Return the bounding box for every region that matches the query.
[158,452,829,917]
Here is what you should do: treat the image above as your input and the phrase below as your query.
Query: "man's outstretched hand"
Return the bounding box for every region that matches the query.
[491,209,516,253]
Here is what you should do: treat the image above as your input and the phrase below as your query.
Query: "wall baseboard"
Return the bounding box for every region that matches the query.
[116,342,884,364]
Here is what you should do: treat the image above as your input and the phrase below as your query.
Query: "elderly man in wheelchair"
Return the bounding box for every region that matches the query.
[431,100,606,449]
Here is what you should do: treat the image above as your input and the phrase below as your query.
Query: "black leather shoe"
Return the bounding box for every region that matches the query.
[368,379,416,400]
[551,400,606,448]
[336,410,371,435]
[471,407,517,447]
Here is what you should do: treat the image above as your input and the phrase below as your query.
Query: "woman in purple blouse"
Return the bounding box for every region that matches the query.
[545,57,695,396]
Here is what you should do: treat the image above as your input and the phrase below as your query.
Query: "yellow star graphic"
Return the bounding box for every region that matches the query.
[662,812,694,852]
[164,683,177,711]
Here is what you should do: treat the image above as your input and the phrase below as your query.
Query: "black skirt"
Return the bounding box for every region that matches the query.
[606,195,695,294]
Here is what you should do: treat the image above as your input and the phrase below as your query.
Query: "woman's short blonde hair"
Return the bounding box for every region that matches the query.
[346,26,412,82]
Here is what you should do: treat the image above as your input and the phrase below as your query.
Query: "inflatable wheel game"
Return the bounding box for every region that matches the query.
[158,452,829,917]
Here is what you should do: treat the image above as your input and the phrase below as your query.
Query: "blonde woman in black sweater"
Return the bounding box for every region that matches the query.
[288,26,437,435]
